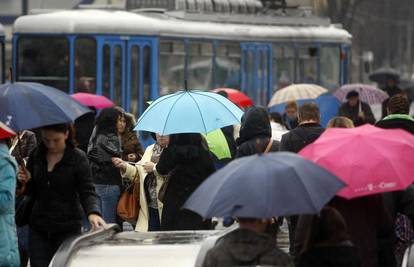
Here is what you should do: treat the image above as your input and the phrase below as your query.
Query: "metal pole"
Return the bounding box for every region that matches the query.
[407,21,412,78]
[22,0,28,15]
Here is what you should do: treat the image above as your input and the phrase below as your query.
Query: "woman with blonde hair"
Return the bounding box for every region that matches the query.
[327,116,355,128]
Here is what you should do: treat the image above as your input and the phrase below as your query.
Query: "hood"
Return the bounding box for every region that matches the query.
[221,229,276,263]
[237,106,271,145]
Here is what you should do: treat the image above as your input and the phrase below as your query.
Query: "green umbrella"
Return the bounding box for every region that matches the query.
[203,129,231,160]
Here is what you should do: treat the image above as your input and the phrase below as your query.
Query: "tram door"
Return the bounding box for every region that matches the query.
[241,44,272,106]
[101,39,127,108]
[100,37,157,117]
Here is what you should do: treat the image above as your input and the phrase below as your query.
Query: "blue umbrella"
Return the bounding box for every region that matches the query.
[0,82,91,132]
[184,152,345,219]
[134,90,243,135]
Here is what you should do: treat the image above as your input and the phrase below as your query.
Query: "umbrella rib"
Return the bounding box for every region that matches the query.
[161,92,187,135]
[188,92,208,133]
[192,91,242,123]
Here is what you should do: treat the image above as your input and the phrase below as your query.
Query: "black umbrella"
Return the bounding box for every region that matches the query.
[369,67,400,85]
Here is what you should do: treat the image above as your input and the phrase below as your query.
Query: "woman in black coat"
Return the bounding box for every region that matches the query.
[297,206,360,267]
[155,133,215,231]
[18,123,105,267]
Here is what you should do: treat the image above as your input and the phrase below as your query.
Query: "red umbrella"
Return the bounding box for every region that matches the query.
[0,121,15,139]
[299,124,414,199]
[71,93,114,109]
[211,88,253,108]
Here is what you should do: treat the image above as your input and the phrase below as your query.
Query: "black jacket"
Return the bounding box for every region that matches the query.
[26,144,101,234]
[236,106,279,158]
[203,228,293,267]
[297,242,361,267]
[338,101,376,126]
[88,132,122,185]
[279,123,324,153]
[376,117,414,135]
[156,139,216,231]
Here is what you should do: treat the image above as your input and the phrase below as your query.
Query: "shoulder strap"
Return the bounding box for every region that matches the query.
[263,138,273,154]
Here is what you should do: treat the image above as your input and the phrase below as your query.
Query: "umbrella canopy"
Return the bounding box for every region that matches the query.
[268,84,328,106]
[211,88,254,108]
[334,84,389,105]
[134,90,243,135]
[0,121,16,140]
[71,92,114,109]
[184,152,345,219]
[0,82,91,132]
[369,67,400,85]
[268,95,340,128]
[300,124,414,199]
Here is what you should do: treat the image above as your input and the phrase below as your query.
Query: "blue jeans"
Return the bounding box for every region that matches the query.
[94,184,120,224]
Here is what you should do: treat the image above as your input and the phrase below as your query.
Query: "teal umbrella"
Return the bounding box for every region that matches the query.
[134,90,243,135]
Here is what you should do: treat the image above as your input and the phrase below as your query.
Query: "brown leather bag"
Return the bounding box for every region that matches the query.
[117,170,140,223]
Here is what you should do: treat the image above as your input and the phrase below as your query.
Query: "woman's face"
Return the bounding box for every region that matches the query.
[156,134,170,147]
[41,130,68,153]
[117,116,126,134]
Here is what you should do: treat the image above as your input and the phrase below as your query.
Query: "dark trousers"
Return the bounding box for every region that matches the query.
[148,207,161,231]
[29,228,80,267]
[288,215,299,256]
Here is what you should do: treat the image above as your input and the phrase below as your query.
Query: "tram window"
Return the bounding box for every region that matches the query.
[75,37,96,94]
[215,43,241,89]
[159,40,185,95]
[298,45,318,84]
[143,46,151,111]
[245,50,255,99]
[130,46,140,116]
[320,46,341,90]
[17,37,69,92]
[188,42,213,90]
[102,45,110,99]
[114,45,122,106]
[272,45,294,91]
[259,50,268,105]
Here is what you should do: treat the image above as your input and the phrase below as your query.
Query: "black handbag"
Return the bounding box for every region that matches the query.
[15,194,35,227]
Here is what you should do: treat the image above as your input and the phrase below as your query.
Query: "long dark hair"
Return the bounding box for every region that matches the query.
[300,206,349,255]
[41,123,77,147]
[95,107,121,135]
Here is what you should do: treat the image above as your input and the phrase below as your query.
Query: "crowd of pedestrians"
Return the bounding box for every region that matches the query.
[0,85,413,267]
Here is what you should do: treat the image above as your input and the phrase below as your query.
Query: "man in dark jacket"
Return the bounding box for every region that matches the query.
[279,102,325,255]
[376,93,414,135]
[203,218,293,267]
[338,90,376,126]
[236,106,279,158]
[376,94,414,264]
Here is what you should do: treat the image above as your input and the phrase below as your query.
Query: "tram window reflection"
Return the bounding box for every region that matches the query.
[114,45,122,106]
[215,43,241,89]
[130,45,139,116]
[143,46,151,111]
[159,40,185,95]
[102,45,110,99]
[272,44,294,91]
[75,37,96,93]
[298,45,318,84]
[320,46,341,90]
[187,42,213,90]
[17,37,69,92]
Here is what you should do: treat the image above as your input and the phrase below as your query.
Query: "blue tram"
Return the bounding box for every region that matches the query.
[12,4,351,117]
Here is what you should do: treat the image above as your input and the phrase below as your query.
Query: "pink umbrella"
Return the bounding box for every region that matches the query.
[299,124,414,199]
[0,121,15,140]
[71,93,114,109]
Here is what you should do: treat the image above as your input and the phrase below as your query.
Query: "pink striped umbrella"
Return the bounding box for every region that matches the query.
[334,84,389,105]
